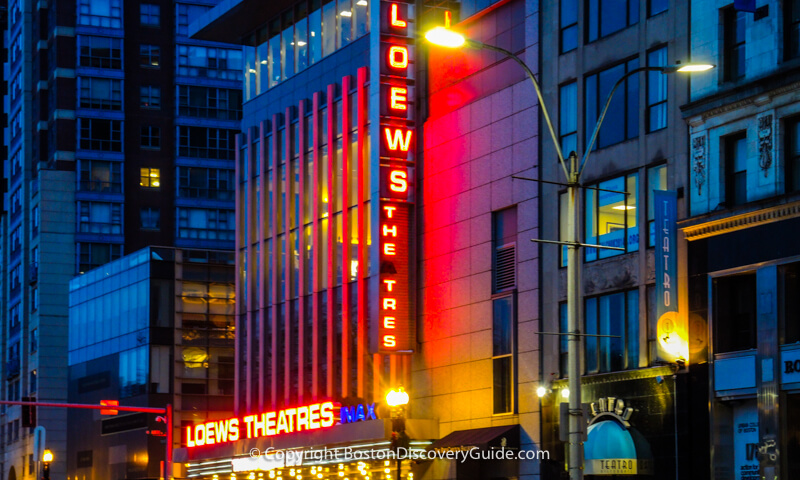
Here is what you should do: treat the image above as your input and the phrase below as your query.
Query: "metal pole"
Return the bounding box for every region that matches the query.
[566,152,583,480]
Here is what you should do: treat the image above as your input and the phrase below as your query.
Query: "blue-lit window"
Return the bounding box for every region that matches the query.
[649,0,667,17]
[140,208,160,230]
[177,208,235,241]
[724,8,746,81]
[586,0,638,42]
[646,164,667,246]
[585,172,638,261]
[178,126,237,160]
[177,167,235,200]
[788,0,800,60]
[79,36,122,69]
[559,303,568,375]
[79,201,122,234]
[647,46,667,132]
[560,82,577,155]
[79,77,122,111]
[80,160,122,193]
[585,290,639,373]
[140,3,160,27]
[140,85,161,109]
[77,242,123,273]
[493,295,515,414]
[176,3,212,36]
[178,86,242,120]
[561,0,578,53]
[140,44,160,68]
[177,45,243,81]
[585,58,639,149]
[119,347,148,398]
[78,0,122,28]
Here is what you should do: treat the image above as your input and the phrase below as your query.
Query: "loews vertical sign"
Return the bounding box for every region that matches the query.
[377,0,414,353]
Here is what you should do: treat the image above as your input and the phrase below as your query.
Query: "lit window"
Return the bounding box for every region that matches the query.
[585,172,638,262]
[140,167,161,188]
[140,44,160,68]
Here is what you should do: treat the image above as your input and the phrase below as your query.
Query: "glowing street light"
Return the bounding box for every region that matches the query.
[385,388,409,407]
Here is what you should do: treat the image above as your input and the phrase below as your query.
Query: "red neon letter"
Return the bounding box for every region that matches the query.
[384,317,396,328]
[383,279,396,291]
[384,127,413,152]
[389,86,408,111]
[382,224,398,237]
[320,402,335,427]
[383,335,397,347]
[390,4,407,28]
[388,46,408,69]
[389,170,408,192]
[384,243,396,255]
[383,298,397,310]
[383,205,397,218]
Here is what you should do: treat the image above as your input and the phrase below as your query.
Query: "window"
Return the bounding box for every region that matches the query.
[561,0,578,53]
[177,167,235,200]
[177,208,235,241]
[177,45,243,81]
[724,8,746,81]
[559,192,569,267]
[560,82,577,155]
[80,160,122,193]
[79,118,122,152]
[492,296,515,414]
[140,85,161,109]
[10,189,21,216]
[787,0,800,60]
[29,329,37,354]
[178,126,238,160]
[140,168,161,188]
[647,47,667,132]
[119,347,148,397]
[141,126,161,149]
[649,0,668,16]
[78,0,122,28]
[32,206,39,235]
[177,86,242,120]
[585,173,638,261]
[647,164,667,246]
[724,132,747,206]
[559,303,568,375]
[79,77,122,110]
[78,243,123,273]
[492,207,517,292]
[786,118,800,192]
[782,262,800,344]
[140,45,161,67]
[79,36,122,69]
[28,370,36,393]
[140,208,161,230]
[585,58,639,149]
[78,202,122,234]
[10,227,21,255]
[140,3,160,26]
[30,287,38,312]
[176,3,212,36]
[585,290,639,373]
[586,0,638,42]
[713,272,757,353]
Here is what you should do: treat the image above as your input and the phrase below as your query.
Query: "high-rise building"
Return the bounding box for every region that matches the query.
[183,0,544,479]
[1,1,240,478]
[538,0,702,478]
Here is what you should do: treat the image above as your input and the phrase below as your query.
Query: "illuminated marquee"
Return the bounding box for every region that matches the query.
[185,402,335,448]
[376,0,415,354]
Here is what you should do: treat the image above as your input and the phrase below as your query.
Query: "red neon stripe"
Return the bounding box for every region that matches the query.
[297,99,307,404]
[311,92,321,400]
[341,75,351,397]
[356,67,368,398]
[326,83,336,397]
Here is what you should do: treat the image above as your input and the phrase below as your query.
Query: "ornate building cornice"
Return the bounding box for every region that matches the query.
[682,202,800,241]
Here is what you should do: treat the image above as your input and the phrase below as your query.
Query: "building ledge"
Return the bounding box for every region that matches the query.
[680,198,800,241]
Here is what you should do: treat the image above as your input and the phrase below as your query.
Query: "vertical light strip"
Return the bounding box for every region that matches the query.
[271,114,280,408]
[245,128,255,413]
[297,99,307,404]
[326,83,336,397]
[356,66,368,399]
[311,92,321,400]
[284,107,293,406]
[258,120,268,412]
[341,75,351,396]
[233,133,243,415]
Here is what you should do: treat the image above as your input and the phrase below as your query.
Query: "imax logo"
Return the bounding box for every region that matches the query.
[340,403,377,424]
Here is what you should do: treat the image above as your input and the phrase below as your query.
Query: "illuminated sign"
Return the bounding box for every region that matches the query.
[376,0,415,354]
[340,403,377,423]
[231,450,304,472]
[185,402,335,448]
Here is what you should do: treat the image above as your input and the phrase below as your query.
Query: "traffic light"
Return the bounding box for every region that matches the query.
[21,397,36,428]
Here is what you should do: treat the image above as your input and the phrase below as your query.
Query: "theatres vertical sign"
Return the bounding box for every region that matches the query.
[376,0,415,353]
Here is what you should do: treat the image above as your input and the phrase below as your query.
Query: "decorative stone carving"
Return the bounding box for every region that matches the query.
[758,113,773,177]
[583,255,638,295]
[692,135,706,196]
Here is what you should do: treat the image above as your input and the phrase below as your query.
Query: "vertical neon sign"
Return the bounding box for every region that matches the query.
[377,0,414,353]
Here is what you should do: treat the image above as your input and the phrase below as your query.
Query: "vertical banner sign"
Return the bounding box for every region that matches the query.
[376,0,415,353]
[654,190,685,361]
[733,402,760,480]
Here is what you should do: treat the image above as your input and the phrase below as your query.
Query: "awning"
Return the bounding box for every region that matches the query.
[584,420,654,476]
[428,424,520,452]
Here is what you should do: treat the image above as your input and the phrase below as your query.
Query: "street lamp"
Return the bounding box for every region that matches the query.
[386,388,410,479]
[426,26,713,480]
[42,449,53,480]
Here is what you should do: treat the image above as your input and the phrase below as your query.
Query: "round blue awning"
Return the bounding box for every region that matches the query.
[584,420,654,476]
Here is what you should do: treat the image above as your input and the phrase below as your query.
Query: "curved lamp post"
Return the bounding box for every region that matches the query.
[387,388,410,479]
[426,26,713,480]
[42,449,53,480]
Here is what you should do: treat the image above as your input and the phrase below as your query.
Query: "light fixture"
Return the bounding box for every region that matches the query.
[42,450,54,463]
[357,0,368,5]
[340,10,352,17]
[424,27,465,48]
[536,386,548,398]
[561,388,570,399]
[297,41,307,46]
[386,387,410,407]
[659,63,715,74]
[612,205,635,210]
